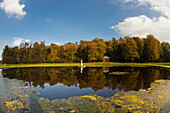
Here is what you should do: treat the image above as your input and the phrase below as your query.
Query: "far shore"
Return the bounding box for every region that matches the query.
[0,62,170,69]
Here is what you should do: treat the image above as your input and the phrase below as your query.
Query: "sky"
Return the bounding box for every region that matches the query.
[0,0,170,59]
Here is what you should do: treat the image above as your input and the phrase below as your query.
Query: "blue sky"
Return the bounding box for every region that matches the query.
[0,0,170,59]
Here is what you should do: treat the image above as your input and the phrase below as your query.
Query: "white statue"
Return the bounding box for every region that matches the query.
[81,60,83,67]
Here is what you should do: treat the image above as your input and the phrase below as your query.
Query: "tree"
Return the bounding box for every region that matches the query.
[92,37,106,61]
[39,41,48,63]
[133,37,143,61]
[20,42,30,63]
[79,40,90,62]
[161,42,170,61]
[105,40,114,61]
[47,43,59,63]
[2,45,11,64]
[122,37,139,61]
[12,46,20,63]
[27,43,33,63]
[2,36,169,64]
[87,42,98,62]
[143,35,160,61]
[64,42,78,62]
[112,38,120,61]
[32,42,40,63]
[87,37,106,62]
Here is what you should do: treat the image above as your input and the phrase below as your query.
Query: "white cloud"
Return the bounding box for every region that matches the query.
[13,37,24,46]
[122,0,133,3]
[0,0,26,19]
[110,0,134,4]
[25,39,30,43]
[135,0,170,18]
[55,43,60,45]
[112,15,170,42]
[12,37,30,46]
[111,0,170,42]
[54,42,64,46]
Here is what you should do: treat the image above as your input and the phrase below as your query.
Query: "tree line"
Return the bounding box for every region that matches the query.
[2,34,170,64]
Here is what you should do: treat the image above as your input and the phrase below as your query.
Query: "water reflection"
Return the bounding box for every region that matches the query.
[2,67,169,92]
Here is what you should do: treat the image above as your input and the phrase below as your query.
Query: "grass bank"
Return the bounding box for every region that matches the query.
[85,62,170,68]
[0,62,170,69]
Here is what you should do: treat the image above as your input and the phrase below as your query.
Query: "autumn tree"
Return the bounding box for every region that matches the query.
[39,41,48,63]
[161,42,170,61]
[27,43,33,63]
[79,40,89,62]
[143,35,160,61]
[64,42,78,62]
[105,40,114,61]
[12,46,20,63]
[1,35,169,64]
[47,43,59,63]
[87,37,106,62]
[87,42,98,62]
[133,37,143,61]
[122,37,139,61]
[92,37,106,61]
[112,38,120,61]
[2,46,11,64]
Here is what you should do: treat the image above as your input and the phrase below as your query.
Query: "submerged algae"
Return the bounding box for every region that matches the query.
[0,73,169,113]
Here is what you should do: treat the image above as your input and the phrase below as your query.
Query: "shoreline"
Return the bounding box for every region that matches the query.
[0,62,170,69]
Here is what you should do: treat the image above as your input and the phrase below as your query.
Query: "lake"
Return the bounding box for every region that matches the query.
[1,66,169,100]
[0,66,170,112]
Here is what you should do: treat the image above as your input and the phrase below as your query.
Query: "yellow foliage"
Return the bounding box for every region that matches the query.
[5,100,24,111]
[19,95,24,97]
[137,106,140,109]
[32,88,37,91]
[59,107,64,110]
[81,95,97,101]
[158,95,163,99]
[69,110,76,113]
[25,94,29,98]
[49,111,55,113]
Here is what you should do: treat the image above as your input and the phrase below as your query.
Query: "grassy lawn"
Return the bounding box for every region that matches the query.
[86,62,170,68]
[0,62,170,69]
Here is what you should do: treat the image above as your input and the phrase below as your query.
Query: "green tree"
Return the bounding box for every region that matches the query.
[87,42,98,62]
[32,42,39,63]
[12,46,20,63]
[20,43,26,63]
[27,43,33,63]
[2,45,17,64]
[47,43,59,63]
[79,40,90,62]
[64,42,78,62]
[39,41,48,63]
[2,45,9,64]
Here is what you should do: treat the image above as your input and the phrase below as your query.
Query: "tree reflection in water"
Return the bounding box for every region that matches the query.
[2,67,169,92]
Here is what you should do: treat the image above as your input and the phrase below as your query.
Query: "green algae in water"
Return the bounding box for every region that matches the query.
[0,76,169,112]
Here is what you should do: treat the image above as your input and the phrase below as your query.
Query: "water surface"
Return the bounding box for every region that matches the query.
[1,66,169,100]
